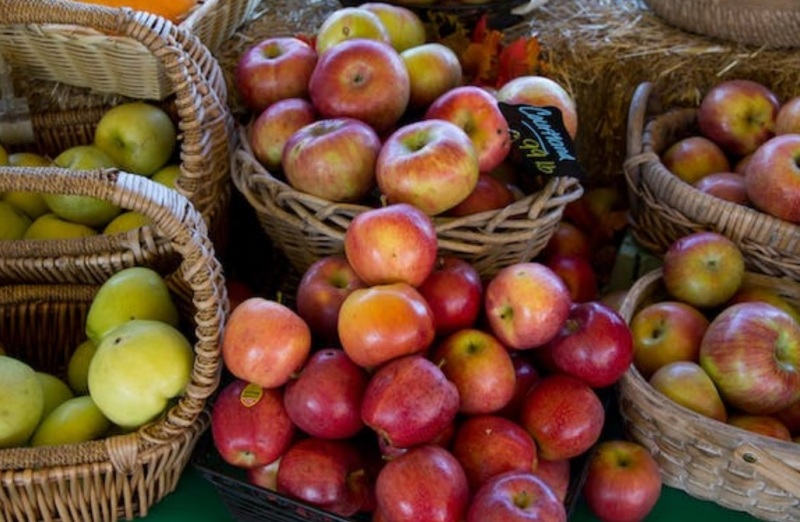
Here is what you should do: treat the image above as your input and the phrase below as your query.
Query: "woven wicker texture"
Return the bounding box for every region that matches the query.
[643,0,800,50]
[623,82,800,280]
[618,268,800,521]
[0,168,227,522]
[0,0,258,99]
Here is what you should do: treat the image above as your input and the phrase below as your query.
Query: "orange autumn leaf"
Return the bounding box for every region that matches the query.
[66,0,199,23]
[496,36,543,88]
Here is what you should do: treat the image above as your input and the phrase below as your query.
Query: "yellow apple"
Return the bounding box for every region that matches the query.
[3,152,53,220]
[85,266,180,344]
[67,339,98,395]
[35,372,75,419]
[0,200,32,240]
[315,7,391,55]
[30,395,111,447]
[151,163,181,189]
[360,2,427,52]
[401,42,463,110]
[0,355,44,448]
[87,319,194,429]
[94,102,177,176]
[102,211,154,235]
[24,213,97,240]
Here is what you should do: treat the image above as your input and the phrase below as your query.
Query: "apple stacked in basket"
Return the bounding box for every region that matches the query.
[209,199,667,522]
[234,1,580,218]
[659,78,800,224]
[629,230,800,441]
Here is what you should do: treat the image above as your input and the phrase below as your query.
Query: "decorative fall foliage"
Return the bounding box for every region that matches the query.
[66,0,200,23]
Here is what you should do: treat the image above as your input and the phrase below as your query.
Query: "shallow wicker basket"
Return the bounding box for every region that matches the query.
[233,123,584,280]
[617,268,800,521]
[0,0,258,100]
[623,81,800,280]
[643,0,800,49]
[0,168,226,522]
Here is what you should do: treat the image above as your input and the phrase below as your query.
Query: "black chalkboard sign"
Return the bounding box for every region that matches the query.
[499,102,586,181]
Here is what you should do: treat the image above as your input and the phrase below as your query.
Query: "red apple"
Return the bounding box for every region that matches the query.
[210,379,295,468]
[417,255,483,336]
[693,171,749,205]
[446,172,516,217]
[246,457,281,491]
[248,97,316,173]
[295,254,367,345]
[235,36,317,113]
[309,38,410,134]
[533,458,570,503]
[734,153,754,175]
[484,262,572,350]
[226,278,256,313]
[401,43,463,111]
[283,348,369,439]
[496,354,541,419]
[467,470,567,522]
[432,328,516,414]
[276,436,370,517]
[495,75,579,139]
[282,117,381,202]
[451,414,538,493]
[661,231,745,309]
[744,133,800,223]
[776,96,800,135]
[697,79,780,157]
[582,440,662,522]
[361,354,460,449]
[338,282,436,369]
[378,420,456,460]
[222,297,311,389]
[425,85,511,173]
[538,301,634,389]
[700,301,800,414]
[648,361,728,422]
[519,373,605,460]
[544,254,598,303]
[726,282,800,325]
[773,398,800,435]
[376,119,480,215]
[727,414,792,441]
[629,300,710,379]
[660,135,731,185]
[375,445,470,522]
[344,202,438,287]
[540,220,593,262]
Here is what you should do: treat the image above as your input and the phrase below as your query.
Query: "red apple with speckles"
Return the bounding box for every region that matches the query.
[533,458,570,503]
[417,255,483,336]
[467,470,567,522]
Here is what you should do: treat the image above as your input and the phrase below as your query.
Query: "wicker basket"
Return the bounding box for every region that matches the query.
[642,0,800,49]
[623,81,800,280]
[0,0,258,100]
[0,168,226,522]
[233,122,584,280]
[617,267,800,521]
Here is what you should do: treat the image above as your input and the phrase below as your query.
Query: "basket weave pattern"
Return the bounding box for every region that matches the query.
[623,82,800,280]
[0,169,226,522]
[618,269,800,521]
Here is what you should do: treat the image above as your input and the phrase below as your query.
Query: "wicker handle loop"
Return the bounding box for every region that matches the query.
[733,442,800,499]
[105,432,140,475]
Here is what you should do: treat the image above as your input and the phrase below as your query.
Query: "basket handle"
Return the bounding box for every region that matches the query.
[733,442,800,499]
[622,82,662,219]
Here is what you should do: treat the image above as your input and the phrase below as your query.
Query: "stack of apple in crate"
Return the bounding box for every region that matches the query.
[202,196,664,522]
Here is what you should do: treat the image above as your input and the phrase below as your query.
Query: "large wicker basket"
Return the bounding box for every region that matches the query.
[233,122,584,280]
[617,268,800,521]
[642,0,800,50]
[0,0,258,100]
[0,0,236,283]
[623,81,800,280]
[0,168,227,522]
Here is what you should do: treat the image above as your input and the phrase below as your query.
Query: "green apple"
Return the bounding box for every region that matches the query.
[0,355,44,448]
[30,395,111,447]
[67,339,97,395]
[35,372,75,419]
[24,213,97,240]
[85,266,180,344]
[94,102,177,176]
[151,164,181,188]
[3,152,53,220]
[88,319,194,429]
[46,145,122,228]
[0,143,7,165]
[102,211,154,235]
[0,200,32,240]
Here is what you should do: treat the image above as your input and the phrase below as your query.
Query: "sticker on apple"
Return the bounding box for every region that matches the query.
[499,102,585,181]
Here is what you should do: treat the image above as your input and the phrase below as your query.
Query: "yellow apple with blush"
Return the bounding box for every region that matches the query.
[315,7,391,55]
[360,2,426,52]
[401,43,463,111]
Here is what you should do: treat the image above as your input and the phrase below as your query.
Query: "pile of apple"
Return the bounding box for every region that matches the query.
[0,267,194,449]
[210,201,665,522]
[629,230,800,441]
[0,101,180,241]
[236,1,579,218]
[660,78,800,224]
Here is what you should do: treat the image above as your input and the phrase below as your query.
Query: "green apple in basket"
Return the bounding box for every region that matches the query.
[0,355,44,448]
[2,151,53,220]
[23,213,97,240]
[30,395,111,447]
[0,200,32,240]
